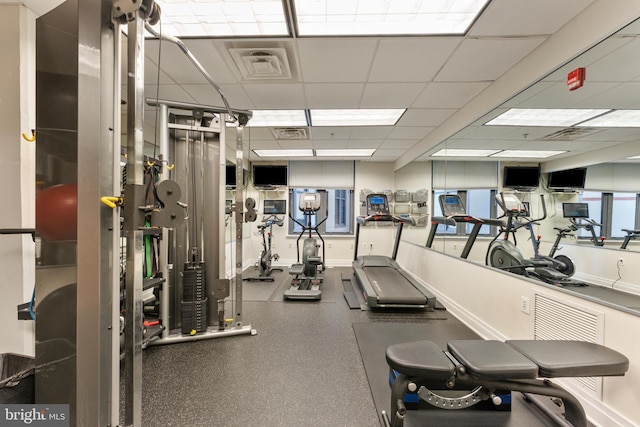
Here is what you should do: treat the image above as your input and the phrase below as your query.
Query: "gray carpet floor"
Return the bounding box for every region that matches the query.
[121,266,574,426]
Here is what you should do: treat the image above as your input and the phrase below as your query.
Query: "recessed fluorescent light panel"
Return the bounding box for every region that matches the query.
[310,109,405,126]
[293,0,489,36]
[431,149,501,157]
[626,155,640,160]
[578,110,640,127]
[152,0,289,37]
[248,110,308,127]
[316,149,375,157]
[485,108,610,127]
[253,149,313,157]
[490,150,566,158]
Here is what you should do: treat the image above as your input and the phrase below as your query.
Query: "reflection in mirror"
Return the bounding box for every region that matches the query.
[398,16,640,298]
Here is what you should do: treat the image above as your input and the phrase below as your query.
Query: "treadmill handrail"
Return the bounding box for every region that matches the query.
[357,214,416,226]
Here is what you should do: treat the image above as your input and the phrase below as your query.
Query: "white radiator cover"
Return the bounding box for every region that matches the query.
[533,291,605,397]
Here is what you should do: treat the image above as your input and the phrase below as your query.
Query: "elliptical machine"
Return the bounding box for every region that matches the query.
[244,214,283,282]
[285,192,326,300]
[486,193,585,286]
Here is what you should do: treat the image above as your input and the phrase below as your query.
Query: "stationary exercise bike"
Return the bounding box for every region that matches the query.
[561,202,605,247]
[486,193,585,286]
[244,214,283,282]
[285,192,326,300]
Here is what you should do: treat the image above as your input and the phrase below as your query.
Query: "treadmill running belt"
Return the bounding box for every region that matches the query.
[362,266,427,304]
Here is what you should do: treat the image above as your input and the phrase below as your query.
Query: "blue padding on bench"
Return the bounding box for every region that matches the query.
[447,340,539,380]
[385,341,455,380]
[506,340,629,378]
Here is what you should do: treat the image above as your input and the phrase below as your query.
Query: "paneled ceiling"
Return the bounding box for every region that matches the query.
[113,0,640,167]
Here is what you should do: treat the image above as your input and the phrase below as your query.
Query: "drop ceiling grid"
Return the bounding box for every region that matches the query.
[411,81,492,109]
[359,82,426,108]
[434,37,547,82]
[469,0,596,37]
[303,83,364,109]
[296,38,378,83]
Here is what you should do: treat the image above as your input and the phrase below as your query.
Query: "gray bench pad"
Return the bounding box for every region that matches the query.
[386,339,628,381]
[448,340,539,380]
[386,341,455,380]
[506,340,629,377]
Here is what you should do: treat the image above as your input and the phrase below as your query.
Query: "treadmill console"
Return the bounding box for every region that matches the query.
[439,194,466,216]
[366,194,391,216]
[498,193,528,216]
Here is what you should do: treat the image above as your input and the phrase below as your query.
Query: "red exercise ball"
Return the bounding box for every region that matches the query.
[36,183,77,242]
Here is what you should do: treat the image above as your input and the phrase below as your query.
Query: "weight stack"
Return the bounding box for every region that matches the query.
[181,262,208,334]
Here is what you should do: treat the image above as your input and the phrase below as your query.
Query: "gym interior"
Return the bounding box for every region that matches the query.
[2,0,640,426]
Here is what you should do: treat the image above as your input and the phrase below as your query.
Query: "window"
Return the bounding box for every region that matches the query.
[578,191,603,240]
[289,188,353,235]
[611,192,638,238]
[578,191,639,240]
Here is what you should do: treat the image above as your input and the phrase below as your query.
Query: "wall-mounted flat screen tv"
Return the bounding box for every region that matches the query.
[503,166,540,189]
[548,168,587,189]
[253,165,287,187]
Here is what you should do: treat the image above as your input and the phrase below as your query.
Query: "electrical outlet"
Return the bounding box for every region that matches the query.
[618,258,625,266]
[362,242,368,249]
[288,243,292,249]
[328,243,332,249]
[520,296,530,315]
[350,243,354,249]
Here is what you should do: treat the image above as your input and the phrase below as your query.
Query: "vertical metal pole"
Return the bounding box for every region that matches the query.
[77,0,117,424]
[234,124,244,325]
[158,104,170,338]
[125,12,145,427]
[110,19,123,426]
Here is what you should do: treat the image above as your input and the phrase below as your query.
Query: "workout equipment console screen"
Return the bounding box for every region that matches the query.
[264,199,286,214]
[563,202,589,218]
[439,194,465,216]
[367,195,390,215]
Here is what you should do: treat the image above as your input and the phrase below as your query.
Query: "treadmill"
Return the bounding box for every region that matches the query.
[352,193,436,309]
[426,194,504,259]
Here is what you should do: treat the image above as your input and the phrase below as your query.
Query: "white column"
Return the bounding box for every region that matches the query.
[0,4,36,356]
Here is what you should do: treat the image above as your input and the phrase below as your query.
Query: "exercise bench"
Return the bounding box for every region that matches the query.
[384,339,629,427]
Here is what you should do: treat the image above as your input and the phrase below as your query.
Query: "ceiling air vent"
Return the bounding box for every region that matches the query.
[229,48,292,80]
[270,127,310,140]
[539,127,602,141]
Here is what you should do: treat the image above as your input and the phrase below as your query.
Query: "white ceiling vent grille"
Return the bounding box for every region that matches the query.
[539,127,602,141]
[229,48,292,80]
[270,127,311,140]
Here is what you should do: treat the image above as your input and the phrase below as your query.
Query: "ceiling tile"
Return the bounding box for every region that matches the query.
[182,84,254,110]
[304,83,364,108]
[412,82,491,108]
[368,38,462,83]
[311,140,351,149]
[470,0,595,36]
[387,126,434,139]
[244,83,306,108]
[309,127,352,140]
[145,84,196,103]
[396,109,456,126]
[435,38,545,81]
[145,40,207,85]
[297,39,378,83]
[347,140,383,149]
[379,139,418,149]
[360,83,426,108]
[350,126,393,139]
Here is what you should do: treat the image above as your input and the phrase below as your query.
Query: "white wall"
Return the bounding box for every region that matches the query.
[0,4,36,356]
[397,243,640,427]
